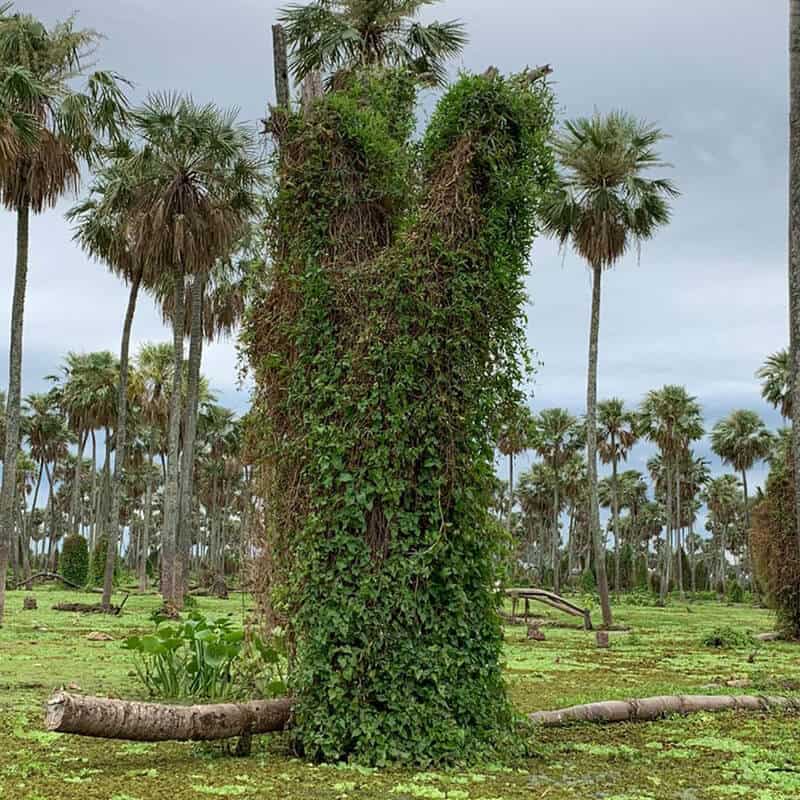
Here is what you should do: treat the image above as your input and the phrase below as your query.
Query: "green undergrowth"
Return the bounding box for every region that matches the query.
[1,589,799,799]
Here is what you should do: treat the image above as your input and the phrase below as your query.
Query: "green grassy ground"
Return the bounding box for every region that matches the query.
[1,588,799,800]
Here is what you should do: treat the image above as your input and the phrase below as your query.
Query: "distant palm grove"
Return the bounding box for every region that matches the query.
[0,1,792,625]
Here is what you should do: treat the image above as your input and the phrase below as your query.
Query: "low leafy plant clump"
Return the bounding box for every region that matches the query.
[701,625,755,649]
[123,611,287,701]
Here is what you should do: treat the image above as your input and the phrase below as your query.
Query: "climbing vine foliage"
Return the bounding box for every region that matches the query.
[244,68,555,765]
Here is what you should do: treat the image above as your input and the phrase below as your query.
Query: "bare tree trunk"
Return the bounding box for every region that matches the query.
[675,471,684,600]
[89,431,97,546]
[70,429,87,534]
[660,463,673,605]
[177,274,205,601]
[586,264,612,627]
[507,452,514,534]
[139,447,153,592]
[272,24,290,107]
[551,482,560,594]
[46,692,293,741]
[611,438,620,592]
[103,270,142,610]
[162,271,186,607]
[529,694,800,727]
[791,0,800,558]
[0,203,30,624]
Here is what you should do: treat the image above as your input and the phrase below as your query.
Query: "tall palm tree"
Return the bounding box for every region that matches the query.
[121,95,263,607]
[597,398,638,591]
[530,408,583,594]
[541,112,678,626]
[639,385,703,602]
[791,0,800,558]
[702,474,743,594]
[279,0,467,88]
[710,410,773,534]
[497,403,534,535]
[0,10,128,622]
[757,349,791,420]
[69,152,155,610]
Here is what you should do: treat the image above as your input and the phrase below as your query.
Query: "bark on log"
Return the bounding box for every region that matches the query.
[529,694,800,727]
[46,692,294,741]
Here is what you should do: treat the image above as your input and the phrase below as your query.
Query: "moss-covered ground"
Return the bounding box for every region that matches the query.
[1,588,799,799]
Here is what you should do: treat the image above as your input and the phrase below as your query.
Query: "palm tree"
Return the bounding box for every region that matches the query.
[122,95,263,607]
[703,474,743,594]
[757,349,791,420]
[22,391,69,570]
[541,112,678,626]
[639,385,703,602]
[597,398,638,591]
[69,152,154,610]
[530,408,583,594]
[497,403,534,535]
[279,0,467,88]
[0,10,128,622]
[710,410,772,536]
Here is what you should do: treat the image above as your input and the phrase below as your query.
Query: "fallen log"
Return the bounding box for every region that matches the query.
[529,694,800,727]
[45,692,294,741]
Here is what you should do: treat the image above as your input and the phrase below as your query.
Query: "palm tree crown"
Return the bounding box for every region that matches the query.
[541,111,678,269]
[711,410,773,476]
[279,0,467,87]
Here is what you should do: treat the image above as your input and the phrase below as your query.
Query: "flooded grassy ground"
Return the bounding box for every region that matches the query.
[1,588,799,800]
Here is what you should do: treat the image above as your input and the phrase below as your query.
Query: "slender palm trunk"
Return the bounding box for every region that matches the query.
[507,453,514,534]
[70,429,85,534]
[551,480,560,594]
[587,264,612,626]
[139,445,154,592]
[660,462,673,604]
[177,274,205,601]
[102,270,142,610]
[611,438,620,592]
[89,431,97,545]
[162,271,186,607]
[675,471,684,599]
[0,203,30,624]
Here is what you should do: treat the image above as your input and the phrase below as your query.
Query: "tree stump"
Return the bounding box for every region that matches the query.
[211,575,228,599]
[527,623,545,641]
[23,596,37,610]
[596,630,609,648]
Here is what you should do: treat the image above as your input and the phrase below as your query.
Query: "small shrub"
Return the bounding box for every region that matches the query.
[701,625,754,649]
[580,567,596,594]
[726,582,745,604]
[60,534,89,587]
[123,610,287,701]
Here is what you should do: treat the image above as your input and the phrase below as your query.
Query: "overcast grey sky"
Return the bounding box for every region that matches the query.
[0,0,788,495]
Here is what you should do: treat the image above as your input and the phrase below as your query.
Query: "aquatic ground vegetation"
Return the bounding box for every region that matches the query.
[701,625,755,649]
[122,610,287,701]
[245,67,555,764]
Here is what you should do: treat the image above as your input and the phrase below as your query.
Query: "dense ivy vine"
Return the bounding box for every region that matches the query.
[244,67,555,765]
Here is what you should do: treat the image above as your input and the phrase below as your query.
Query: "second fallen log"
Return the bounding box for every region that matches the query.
[45,692,294,741]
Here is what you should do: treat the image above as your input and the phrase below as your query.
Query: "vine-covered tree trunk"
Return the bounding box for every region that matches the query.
[586,264,613,627]
[0,203,30,624]
[247,68,555,764]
